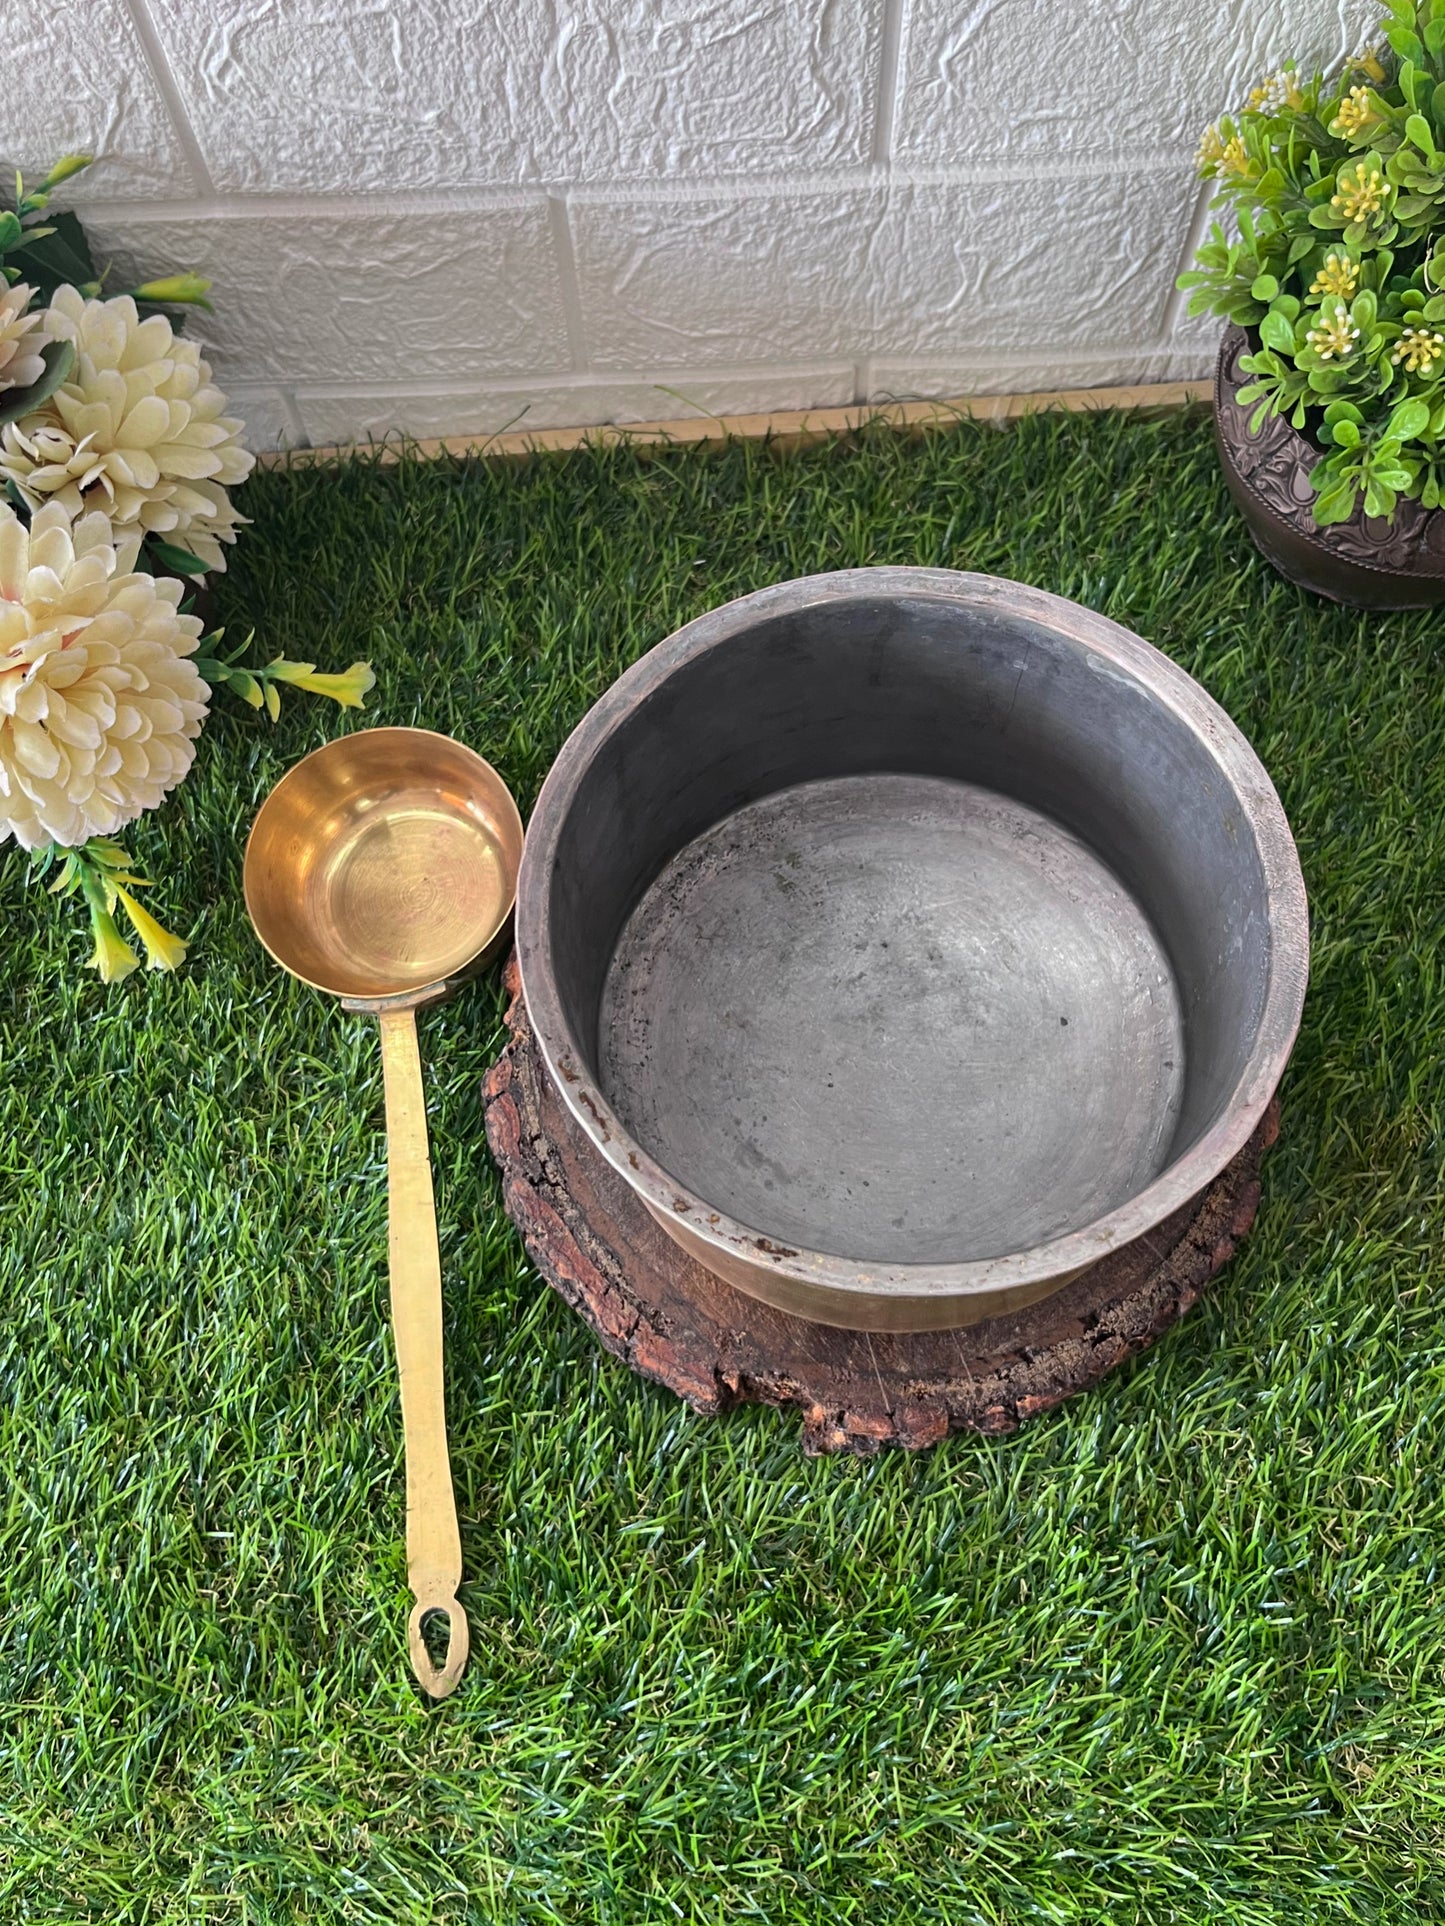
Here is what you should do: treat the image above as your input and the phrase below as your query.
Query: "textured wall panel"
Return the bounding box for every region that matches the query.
[82,203,571,385]
[894,0,1357,164]
[143,0,884,192]
[868,348,1215,402]
[17,0,1269,448]
[293,367,858,446]
[571,187,886,368]
[1,0,193,200]
[572,169,1198,370]
[224,387,298,451]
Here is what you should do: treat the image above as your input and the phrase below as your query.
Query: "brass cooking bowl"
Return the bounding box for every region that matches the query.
[244,726,524,1004]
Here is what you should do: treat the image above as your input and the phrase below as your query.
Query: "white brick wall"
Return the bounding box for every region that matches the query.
[4,0,1363,451]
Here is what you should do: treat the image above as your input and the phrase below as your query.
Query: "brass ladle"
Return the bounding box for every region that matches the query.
[244,727,524,1699]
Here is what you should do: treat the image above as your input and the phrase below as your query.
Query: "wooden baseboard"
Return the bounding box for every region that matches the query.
[259,379,1211,470]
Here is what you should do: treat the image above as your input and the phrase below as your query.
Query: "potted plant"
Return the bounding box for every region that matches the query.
[1181,3,1445,606]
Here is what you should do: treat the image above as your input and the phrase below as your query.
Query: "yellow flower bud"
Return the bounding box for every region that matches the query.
[268,659,376,709]
[114,885,187,972]
[89,906,140,983]
[38,153,92,190]
[129,273,213,307]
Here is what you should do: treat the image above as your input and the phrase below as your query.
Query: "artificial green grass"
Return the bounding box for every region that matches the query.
[3,406,1444,1924]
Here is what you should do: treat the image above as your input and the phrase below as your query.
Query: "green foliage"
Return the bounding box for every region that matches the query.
[5,414,1445,1920]
[1180,7,1445,521]
[34,835,185,981]
[1,158,98,302]
[0,336,72,430]
[147,536,209,575]
[193,627,375,725]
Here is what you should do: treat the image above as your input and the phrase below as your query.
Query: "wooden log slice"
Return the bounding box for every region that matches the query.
[483,957,1279,1455]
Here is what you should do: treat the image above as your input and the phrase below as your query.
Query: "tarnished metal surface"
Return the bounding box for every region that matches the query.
[601,775,1183,1265]
[516,570,1309,1330]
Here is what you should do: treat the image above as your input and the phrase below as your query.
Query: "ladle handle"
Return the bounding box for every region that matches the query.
[378,1006,470,1701]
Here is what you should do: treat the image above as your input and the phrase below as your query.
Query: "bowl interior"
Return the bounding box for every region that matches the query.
[245,729,524,1000]
[537,584,1293,1268]
[598,772,1184,1263]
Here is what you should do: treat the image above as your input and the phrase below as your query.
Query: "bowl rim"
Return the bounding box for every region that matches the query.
[515,567,1309,1310]
[244,725,524,1000]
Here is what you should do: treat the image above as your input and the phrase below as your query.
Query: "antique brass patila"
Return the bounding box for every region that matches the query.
[245,727,523,1699]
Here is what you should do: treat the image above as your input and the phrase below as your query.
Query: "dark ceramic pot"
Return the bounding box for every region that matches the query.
[1214,321,1445,608]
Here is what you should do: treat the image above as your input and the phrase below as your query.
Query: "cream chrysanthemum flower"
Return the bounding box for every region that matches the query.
[0,282,48,395]
[0,287,254,574]
[0,501,208,849]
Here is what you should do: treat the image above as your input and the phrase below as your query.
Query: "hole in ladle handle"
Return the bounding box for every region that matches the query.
[408,1594,470,1700]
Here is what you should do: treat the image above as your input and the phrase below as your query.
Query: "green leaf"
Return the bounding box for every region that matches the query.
[1331,418,1362,447]
[1313,482,1360,523]
[230,672,265,710]
[1390,397,1432,437]
[1394,36,1428,77]
[147,539,208,576]
[1407,112,1438,154]
[0,338,73,430]
[13,209,96,303]
[0,211,22,252]
[1260,309,1298,353]
[1251,273,1280,301]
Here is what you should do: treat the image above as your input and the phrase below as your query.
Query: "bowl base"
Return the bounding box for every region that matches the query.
[598,774,1185,1266]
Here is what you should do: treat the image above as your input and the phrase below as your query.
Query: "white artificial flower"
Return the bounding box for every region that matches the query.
[0,281,48,394]
[0,501,209,848]
[0,286,253,573]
